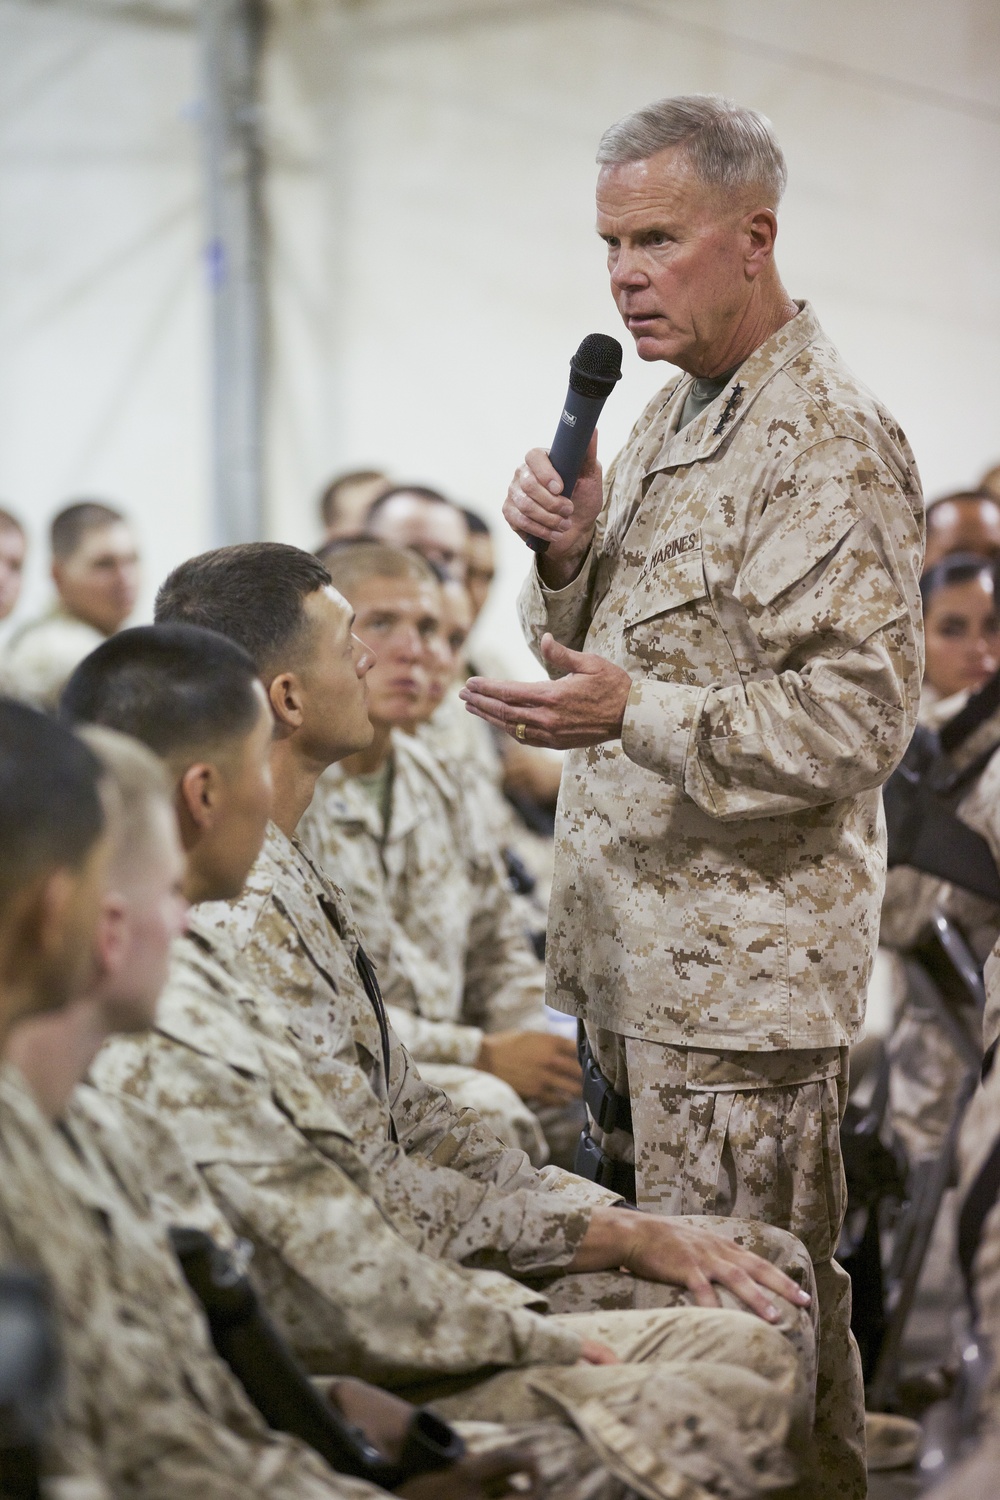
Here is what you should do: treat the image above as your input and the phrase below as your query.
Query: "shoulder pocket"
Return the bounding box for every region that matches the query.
[738,481,863,608]
[624,547,707,628]
[737,479,908,659]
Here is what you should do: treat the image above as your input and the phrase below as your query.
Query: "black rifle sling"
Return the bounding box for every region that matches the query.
[272,893,398,1144]
[349,934,399,1146]
[939,668,1000,755]
[903,795,1000,902]
[884,727,1000,902]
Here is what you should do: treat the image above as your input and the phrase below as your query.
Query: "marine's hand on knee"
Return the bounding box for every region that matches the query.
[619,1215,813,1324]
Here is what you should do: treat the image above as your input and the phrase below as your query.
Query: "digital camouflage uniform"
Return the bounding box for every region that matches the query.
[88,922,811,1498]
[0,1064,387,1500]
[300,731,564,1164]
[0,604,105,710]
[189,829,822,1363]
[420,680,558,912]
[519,302,926,1500]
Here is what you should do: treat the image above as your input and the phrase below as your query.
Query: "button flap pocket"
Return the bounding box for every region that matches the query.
[739,482,862,609]
[624,547,707,628]
[685,1046,843,1093]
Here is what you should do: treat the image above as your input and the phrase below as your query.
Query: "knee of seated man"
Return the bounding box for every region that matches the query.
[627,1216,818,1397]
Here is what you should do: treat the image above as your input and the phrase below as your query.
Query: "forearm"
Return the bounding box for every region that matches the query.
[517,546,598,663]
[566,1206,640,1273]
[204,1158,582,1382]
[386,1004,484,1067]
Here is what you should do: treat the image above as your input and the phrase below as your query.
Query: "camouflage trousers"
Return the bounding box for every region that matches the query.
[585,1029,866,1500]
[433,1305,806,1499]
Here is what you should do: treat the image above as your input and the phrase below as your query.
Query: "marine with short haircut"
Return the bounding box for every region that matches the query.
[365,486,470,583]
[923,491,1000,570]
[0,698,110,1044]
[0,499,139,708]
[300,540,579,1166]
[467,93,925,1496]
[68,624,812,1499]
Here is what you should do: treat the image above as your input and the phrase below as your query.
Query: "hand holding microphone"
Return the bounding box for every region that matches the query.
[503,333,622,584]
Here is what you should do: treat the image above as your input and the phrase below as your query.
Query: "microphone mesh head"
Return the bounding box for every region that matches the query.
[569,333,623,398]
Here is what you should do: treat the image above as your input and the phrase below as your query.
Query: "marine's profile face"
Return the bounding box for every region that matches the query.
[55,521,141,636]
[465,532,495,622]
[597,145,767,376]
[98,797,187,1035]
[426,579,473,712]
[295,584,376,762]
[349,575,442,732]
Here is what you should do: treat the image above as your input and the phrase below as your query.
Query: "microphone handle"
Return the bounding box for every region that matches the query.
[526,386,611,557]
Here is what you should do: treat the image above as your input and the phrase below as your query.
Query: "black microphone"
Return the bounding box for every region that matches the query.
[525,333,623,556]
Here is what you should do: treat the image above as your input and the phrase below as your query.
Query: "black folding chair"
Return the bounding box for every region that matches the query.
[864,915,985,1411]
[0,1269,61,1500]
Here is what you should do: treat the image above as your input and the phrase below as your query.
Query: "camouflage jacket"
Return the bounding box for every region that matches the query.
[520,301,924,1051]
[195,823,616,1265]
[0,1064,380,1500]
[91,919,583,1383]
[300,732,545,1068]
[0,605,105,710]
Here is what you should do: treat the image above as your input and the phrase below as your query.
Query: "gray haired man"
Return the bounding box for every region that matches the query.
[463,94,926,1499]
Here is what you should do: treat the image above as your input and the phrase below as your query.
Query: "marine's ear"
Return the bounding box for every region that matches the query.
[91,891,128,986]
[0,865,92,1025]
[268,670,306,732]
[743,207,778,279]
[176,761,224,837]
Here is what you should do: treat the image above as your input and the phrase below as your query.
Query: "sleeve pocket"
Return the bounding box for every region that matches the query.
[624,548,708,628]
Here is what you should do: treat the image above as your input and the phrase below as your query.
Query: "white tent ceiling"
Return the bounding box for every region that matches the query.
[2,0,999,664]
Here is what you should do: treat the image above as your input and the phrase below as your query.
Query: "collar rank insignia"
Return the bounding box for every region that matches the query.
[712,383,744,437]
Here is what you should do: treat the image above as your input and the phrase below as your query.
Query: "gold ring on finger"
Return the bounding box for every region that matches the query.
[515,722,527,742]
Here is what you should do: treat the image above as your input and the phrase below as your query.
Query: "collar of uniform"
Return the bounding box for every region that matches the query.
[383,729,457,846]
[0,1060,52,1134]
[0,1062,122,1219]
[264,820,366,963]
[311,762,376,835]
[641,300,820,476]
[154,930,270,1078]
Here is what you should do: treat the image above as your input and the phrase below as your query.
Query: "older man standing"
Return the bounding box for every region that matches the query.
[463,95,925,1497]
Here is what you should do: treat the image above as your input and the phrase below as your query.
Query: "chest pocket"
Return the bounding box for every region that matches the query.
[622,547,714,679]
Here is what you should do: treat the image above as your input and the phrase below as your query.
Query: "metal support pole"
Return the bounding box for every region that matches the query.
[199,0,266,545]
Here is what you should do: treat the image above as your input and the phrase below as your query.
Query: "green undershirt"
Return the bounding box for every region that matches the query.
[677,364,742,432]
[355,756,395,835]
